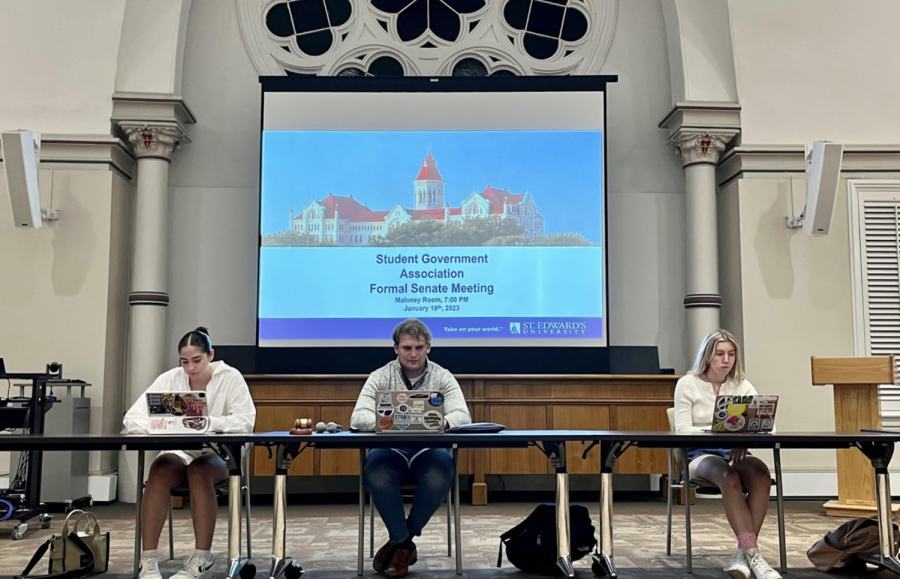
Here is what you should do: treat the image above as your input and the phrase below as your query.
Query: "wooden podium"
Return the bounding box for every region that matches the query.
[811,355,899,517]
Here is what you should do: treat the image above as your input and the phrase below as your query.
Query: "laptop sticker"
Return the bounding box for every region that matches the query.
[378,393,395,417]
[423,410,443,430]
[379,416,394,430]
[394,413,411,430]
[724,414,746,431]
[429,393,443,407]
[148,393,206,417]
[396,393,408,403]
[183,417,208,431]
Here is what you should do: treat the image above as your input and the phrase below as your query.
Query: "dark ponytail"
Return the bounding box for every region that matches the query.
[178,327,213,354]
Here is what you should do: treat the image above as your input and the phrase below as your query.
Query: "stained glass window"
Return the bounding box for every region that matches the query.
[371,0,486,43]
[503,0,588,60]
[265,0,353,56]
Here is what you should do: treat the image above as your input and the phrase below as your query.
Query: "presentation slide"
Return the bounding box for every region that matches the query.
[258,87,607,347]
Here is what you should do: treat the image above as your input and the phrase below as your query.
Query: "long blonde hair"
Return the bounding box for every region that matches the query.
[689,329,745,382]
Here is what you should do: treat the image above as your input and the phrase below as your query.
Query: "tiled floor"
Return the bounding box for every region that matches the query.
[0,497,888,578]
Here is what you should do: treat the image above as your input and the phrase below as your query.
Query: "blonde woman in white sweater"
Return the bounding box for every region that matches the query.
[674,330,780,579]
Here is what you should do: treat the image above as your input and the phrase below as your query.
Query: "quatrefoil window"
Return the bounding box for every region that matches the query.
[452,58,516,77]
[371,0,486,43]
[337,55,405,76]
[265,0,353,56]
[503,0,588,60]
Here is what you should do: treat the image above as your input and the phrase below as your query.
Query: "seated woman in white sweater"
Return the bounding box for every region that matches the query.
[674,329,780,579]
[123,327,256,579]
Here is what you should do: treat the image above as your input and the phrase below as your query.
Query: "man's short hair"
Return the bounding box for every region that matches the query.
[393,319,432,346]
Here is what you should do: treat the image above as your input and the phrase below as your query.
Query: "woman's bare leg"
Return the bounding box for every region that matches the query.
[733,457,772,536]
[185,453,228,550]
[689,455,756,539]
[141,454,188,550]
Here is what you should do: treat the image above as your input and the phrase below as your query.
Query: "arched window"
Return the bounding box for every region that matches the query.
[243,0,615,78]
[466,205,484,216]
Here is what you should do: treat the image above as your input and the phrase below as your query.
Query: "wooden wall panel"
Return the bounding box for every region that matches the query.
[318,405,359,475]
[252,404,315,476]
[610,405,669,473]
[246,374,678,487]
[489,405,549,474]
[550,406,610,474]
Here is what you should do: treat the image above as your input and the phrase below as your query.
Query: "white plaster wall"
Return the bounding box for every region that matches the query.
[0,0,125,134]
[663,0,738,103]
[167,0,262,359]
[0,167,127,474]
[603,0,688,369]
[729,0,900,144]
[115,0,193,94]
[167,0,689,369]
[100,172,133,473]
[733,175,855,469]
[660,1,686,104]
[717,179,743,349]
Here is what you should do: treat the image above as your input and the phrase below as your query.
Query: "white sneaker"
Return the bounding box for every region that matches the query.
[170,554,215,579]
[747,549,782,579]
[138,557,163,579]
[723,549,750,579]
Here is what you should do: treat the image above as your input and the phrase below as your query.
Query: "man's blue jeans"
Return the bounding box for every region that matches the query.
[364,448,455,544]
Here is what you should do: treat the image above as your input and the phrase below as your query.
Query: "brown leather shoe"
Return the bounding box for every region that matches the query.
[373,540,399,573]
[384,543,417,578]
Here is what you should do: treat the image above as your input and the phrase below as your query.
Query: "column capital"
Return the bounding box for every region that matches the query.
[670,130,738,168]
[120,122,190,162]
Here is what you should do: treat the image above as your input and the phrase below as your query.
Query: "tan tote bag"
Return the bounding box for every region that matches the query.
[16,509,109,578]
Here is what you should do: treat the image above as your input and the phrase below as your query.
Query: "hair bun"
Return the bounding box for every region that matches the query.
[194,326,210,337]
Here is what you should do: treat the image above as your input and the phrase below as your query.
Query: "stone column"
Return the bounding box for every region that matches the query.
[673,131,735,353]
[118,123,189,502]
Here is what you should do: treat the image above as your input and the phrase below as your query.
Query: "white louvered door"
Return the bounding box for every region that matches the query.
[849,181,900,427]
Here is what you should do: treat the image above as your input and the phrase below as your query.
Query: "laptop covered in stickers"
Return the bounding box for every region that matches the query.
[711,394,778,433]
[146,391,210,434]
[374,390,446,434]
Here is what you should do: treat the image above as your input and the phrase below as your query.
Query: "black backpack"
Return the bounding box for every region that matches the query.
[497,504,597,574]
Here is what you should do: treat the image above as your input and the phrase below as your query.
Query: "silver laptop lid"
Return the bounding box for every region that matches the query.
[376,390,445,433]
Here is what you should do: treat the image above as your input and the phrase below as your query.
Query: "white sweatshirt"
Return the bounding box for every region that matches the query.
[122,361,256,463]
[673,373,758,433]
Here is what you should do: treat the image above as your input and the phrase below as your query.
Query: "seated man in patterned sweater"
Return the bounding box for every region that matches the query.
[350,319,471,578]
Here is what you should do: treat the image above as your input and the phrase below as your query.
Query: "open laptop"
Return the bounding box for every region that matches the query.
[146,391,210,434]
[375,390,446,434]
[711,394,778,433]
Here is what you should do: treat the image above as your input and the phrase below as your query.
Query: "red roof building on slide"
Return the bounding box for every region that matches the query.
[289,150,544,246]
